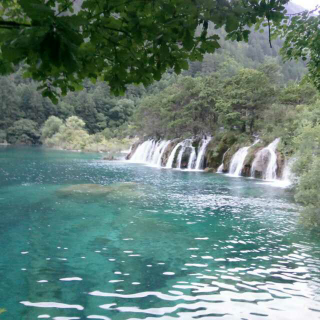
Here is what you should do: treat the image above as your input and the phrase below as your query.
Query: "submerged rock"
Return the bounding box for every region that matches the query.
[103,155,116,161]
[57,182,143,199]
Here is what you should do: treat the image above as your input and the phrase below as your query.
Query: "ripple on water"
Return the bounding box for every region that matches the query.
[0,148,320,319]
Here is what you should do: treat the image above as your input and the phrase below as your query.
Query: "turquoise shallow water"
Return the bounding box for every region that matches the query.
[1,146,320,320]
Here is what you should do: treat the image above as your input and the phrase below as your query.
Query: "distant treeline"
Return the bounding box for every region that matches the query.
[0,26,306,145]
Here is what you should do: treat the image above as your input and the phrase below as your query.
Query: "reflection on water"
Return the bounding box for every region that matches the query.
[0,147,320,319]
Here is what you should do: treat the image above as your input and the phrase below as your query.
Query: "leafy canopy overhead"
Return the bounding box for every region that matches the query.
[279,9,320,91]
[0,0,307,101]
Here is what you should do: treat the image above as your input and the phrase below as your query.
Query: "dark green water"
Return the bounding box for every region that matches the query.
[1,146,320,320]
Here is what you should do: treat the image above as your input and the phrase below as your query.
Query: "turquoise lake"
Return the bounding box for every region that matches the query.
[1,146,320,320]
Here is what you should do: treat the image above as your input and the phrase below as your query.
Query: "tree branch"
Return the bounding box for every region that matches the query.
[267,18,272,48]
[0,20,31,29]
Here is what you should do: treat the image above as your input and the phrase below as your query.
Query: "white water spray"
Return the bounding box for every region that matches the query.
[251,138,280,180]
[229,140,259,177]
[166,142,183,168]
[194,137,212,170]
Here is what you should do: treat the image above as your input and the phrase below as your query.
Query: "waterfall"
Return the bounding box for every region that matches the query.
[251,138,280,180]
[129,139,171,167]
[217,149,229,173]
[156,141,171,167]
[229,146,250,176]
[229,140,259,177]
[130,140,154,163]
[128,137,212,171]
[166,142,183,168]
[217,164,224,173]
[150,140,168,166]
[146,140,157,163]
[195,137,212,170]
[176,139,193,169]
[187,146,197,170]
[278,158,295,187]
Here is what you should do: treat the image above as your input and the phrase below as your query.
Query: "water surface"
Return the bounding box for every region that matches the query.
[1,146,320,320]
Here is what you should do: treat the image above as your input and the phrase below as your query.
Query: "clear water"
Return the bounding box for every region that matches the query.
[1,147,320,320]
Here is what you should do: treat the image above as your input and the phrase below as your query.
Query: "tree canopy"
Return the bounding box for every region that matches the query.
[1,0,310,102]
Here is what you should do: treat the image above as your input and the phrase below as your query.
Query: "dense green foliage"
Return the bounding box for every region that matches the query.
[279,9,320,91]
[42,115,134,153]
[291,102,320,228]
[1,0,318,100]
[133,67,316,140]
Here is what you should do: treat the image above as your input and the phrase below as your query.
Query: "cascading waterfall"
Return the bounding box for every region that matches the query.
[187,146,197,170]
[217,164,224,173]
[150,140,168,166]
[217,149,229,173]
[145,140,157,163]
[176,139,192,169]
[156,141,171,167]
[251,138,280,180]
[128,137,212,171]
[194,137,212,170]
[229,140,259,177]
[275,157,295,187]
[229,147,250,176]
[130,140,154,163]
[166,142,183,169]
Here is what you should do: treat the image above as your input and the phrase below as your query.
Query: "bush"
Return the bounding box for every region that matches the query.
[41,116,63,140]
[296,158,320,228]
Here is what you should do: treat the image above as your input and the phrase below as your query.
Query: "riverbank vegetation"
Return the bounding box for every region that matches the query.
[41,116,133,153]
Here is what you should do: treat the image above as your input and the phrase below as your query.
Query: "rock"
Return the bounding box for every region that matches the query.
[103,155,115,160]
[204,168,215,173]
[180,147,192,169]
[276,151,286,178]
[126,141,140,160]
[204,133,237,171]
[242,146,263,177]
[250,148,270,179]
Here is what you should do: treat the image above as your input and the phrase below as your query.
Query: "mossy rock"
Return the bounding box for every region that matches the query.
[204,133,240,171]
[276,151,286,179]
[242,144,263,177]
[192,137,202,152]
